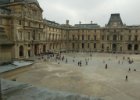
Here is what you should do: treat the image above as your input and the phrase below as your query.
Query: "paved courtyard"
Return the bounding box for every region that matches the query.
[9,53,140,100]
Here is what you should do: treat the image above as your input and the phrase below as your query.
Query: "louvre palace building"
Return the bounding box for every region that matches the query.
[0,0,140,64]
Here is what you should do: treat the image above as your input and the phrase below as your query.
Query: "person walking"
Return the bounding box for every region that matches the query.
[128,68,131,72]
[125,75,128,81]
[105,64,108,69]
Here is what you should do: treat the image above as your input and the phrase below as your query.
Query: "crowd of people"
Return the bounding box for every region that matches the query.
[38,53,138,82]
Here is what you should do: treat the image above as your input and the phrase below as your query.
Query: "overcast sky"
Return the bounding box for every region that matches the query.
[38,0,140,26]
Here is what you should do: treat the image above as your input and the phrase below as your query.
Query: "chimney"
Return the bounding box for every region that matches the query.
[66,20,69,25]
[79,21,81,24]
[91,21,93,24]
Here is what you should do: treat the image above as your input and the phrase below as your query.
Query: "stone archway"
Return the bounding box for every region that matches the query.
[112,44,117,52]
[19,45,24,57]
[134,44,139,51]
[128,44,132,51]
[43,45,46,53]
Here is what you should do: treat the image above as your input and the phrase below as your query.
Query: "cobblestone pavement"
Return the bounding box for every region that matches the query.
[8,53,140,100]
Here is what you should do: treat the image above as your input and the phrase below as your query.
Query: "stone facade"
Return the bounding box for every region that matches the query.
[0,27,13,65]
[67,14,140,54]
[0,0,45,60]
[0,0,140,61]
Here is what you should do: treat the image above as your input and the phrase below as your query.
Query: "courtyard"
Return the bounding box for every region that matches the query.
[7,53,140,100]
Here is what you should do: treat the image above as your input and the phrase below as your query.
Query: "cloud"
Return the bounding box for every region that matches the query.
[38,0,140,26]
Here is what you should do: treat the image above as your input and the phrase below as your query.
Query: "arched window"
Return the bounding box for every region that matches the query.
[128,44,132,51]
[134,44,139,51]
[112,44,117,51]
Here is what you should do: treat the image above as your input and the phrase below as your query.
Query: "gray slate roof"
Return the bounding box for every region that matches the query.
[0,0,39,5]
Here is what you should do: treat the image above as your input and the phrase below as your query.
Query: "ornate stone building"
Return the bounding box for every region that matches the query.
[66,14,140,54]
[0,0,140,63]
[44,20,67,53]
[0,27,13,65]
[0,0,45,60]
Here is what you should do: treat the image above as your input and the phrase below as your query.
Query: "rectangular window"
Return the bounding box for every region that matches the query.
[28,32,30,40]
[102,35,104,40]
[94,35,96,40]
[0,19,2,25]
[120,35,123,41]
[88,43,90,48]
[135,35,138,41]
[20,31,23,40]
[39,33,40,40]
[73,35,75,40]
[82,43,84,49]
[19,20,22,25]
[88,35,90,40]
[94,43,96,49]
[33,30,35,40]
[107,35,109,40]
[128,35,131,41]
[78,35,80,40]
[82,35,84,40]
[72,43,75,49]
[102,44,104,49]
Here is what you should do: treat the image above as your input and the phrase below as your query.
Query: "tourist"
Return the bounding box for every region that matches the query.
[123,56,125,60]
[105,64,108,69]
[78,62,79,66]
[73,59,75,62]
[80,61,82,67]
[118,60,120,64]
[65,58,68,63]
[125,75,128,81]
[86,61,88,65]
[128,68,131,72]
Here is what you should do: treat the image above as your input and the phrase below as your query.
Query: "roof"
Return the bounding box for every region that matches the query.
[107,13,123,27]
[0,0,39,6]
[44,19,62,28]
[75,23,100,29]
